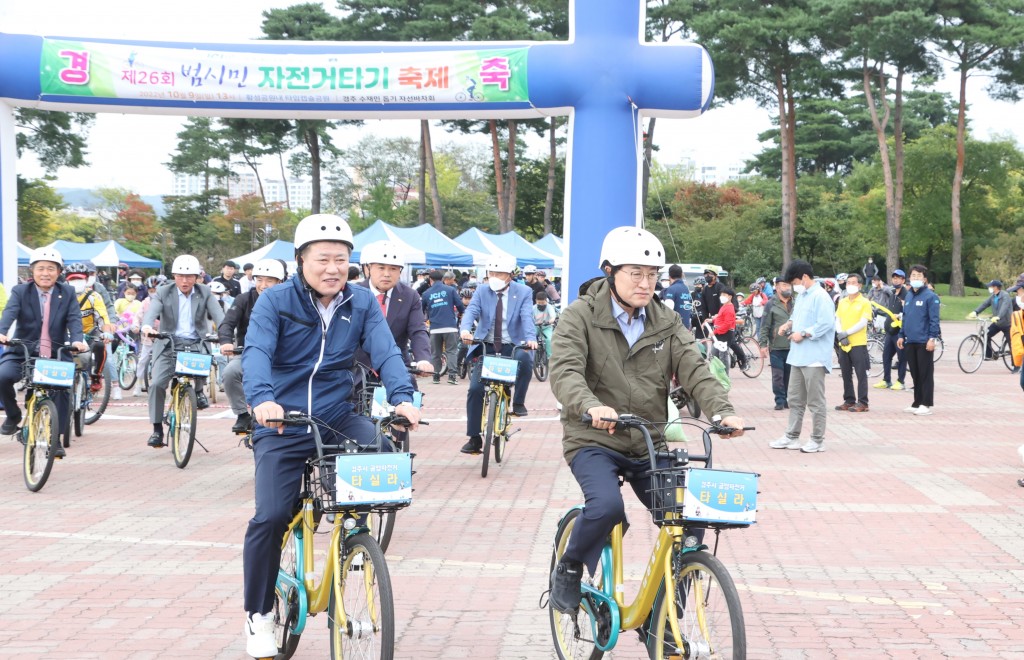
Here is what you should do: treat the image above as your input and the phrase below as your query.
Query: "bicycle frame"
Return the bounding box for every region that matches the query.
[482,381,512,437]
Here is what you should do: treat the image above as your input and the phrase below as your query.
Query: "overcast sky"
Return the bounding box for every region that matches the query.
[3,1,1022,196]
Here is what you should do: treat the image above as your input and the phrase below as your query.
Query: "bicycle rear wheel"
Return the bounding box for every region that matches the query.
[208,363,218,404]
[273,526,303,659]
[84,373,110,425]
[739,338,762,378]
[72,373,86,438]
[24,398,59,492]
[329,533,394,660]
[867,337,885,379]
[958,335,984,373]
[438,353,448,377]
[369,510,397,553]
[549,508,605,660]
[933,337,944,362]
[649,550,745,660]
[172,385,198,468]
[118,352,138,390]
[481,391,497,478]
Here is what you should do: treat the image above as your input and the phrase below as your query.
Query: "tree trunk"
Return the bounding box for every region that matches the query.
[278,151,291,211]
[304,127,321,215]
[642,117,656,212]
[777,73,794,266]
[784,81,798,257]
[419,120,427,225]
[490,120,506,229]
[949,66,968,296]
[892,66,906,278]
[422,121,443,230]
[544,116,557,236]
[506,120,518,232]
[243,154,268,211]
[862,59,896,279]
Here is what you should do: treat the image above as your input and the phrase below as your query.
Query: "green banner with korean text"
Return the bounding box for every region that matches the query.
[39,39,529,105]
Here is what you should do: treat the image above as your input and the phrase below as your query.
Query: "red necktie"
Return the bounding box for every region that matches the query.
[493,292,503,354]
[39,290,52,359]
[377,292,387,316]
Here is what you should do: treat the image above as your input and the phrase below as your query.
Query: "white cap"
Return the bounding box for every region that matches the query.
[252,259,286,281]
[599,227,665,269]
[360,240,404,268]
[522,264,537,274]
[485,254,517,274]
[294,213,354,252]
[29,247,64,268]
[210,281,227,294]
[171,255,202,275]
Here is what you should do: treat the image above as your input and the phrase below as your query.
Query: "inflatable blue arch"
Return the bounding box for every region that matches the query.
[0,0,714,299]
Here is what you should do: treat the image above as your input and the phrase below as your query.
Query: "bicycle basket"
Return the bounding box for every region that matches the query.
[310,451,414,513]
[647,466,758,529]
[480,355,518,383]
[175,352,211,376]
[32,359,74,388]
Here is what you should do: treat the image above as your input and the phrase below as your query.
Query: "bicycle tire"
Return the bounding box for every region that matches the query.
[458,356,469,380]
[549,508,605,660]
[933,337,944,362]
[72,373,86,439]
[1002,337,1014,372]
[329,533,395,660]
[24,398,59,492]
[438,353,449,377]
[118,352,138,390]
[957,335,984,374]
[84,373,110,425]
[273,527,303,660]
[649,550,745,660]
[534,348,549,382]
[209,363,218,404]
[739,337,763,378]
[172,385,198,469]
[482,390,497,478]
[687,397,701,420]
[493,395,507,464]
[370,510,397,554]
[866,337,885,379]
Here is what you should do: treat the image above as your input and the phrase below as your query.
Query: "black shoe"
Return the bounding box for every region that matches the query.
[51,444,66,459]
[512,404,528,417]
[784,403,790,409]
[195,392,210,409]
[460,436,482,454]
[448,376,459,385]
[774,403,784,411]
[432,375,441,384]
[549,558,583,613]
[147,432,166,448]
[1,417,21,435]
[232,412,253,434]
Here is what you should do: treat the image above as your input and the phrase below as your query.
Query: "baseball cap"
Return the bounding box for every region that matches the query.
[892,269,906,278]
[987,279,1004,288]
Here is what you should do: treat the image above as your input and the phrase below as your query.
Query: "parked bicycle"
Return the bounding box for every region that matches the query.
[548,413,756,659]
[266,409,413,660]
[958,317,1013,373]
[149,332,215,468]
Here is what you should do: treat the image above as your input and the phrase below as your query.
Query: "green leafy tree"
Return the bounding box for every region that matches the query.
[16,178,66,245]
[166,117,232,195]
[14,109,94,173]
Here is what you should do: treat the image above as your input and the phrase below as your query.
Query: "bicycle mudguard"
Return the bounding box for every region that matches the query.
[276,528,310,636]
[581,581,620,652]
[555,505,585,530]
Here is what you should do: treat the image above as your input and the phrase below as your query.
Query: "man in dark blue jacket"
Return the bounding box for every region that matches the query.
[660,264,693,330]
[897,265,941,416]
[239,214,422,659]
[422,270,465,385]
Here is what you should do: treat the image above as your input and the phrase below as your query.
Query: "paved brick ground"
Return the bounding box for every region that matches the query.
[1,321,1023,659]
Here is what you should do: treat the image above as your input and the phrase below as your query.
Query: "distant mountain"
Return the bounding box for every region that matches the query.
[57,188,166,218]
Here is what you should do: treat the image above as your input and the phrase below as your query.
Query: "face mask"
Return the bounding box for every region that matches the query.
[988,287,995,295]
[793,284,806,295]
[71,280,87,294]
[488,278,507,293]
[125,295,136,302]
[910,280,924,290]
[537,304,547,311]
[719,296,730,305]
[778,289,791,298]
[130,280,142,286]
[87,275,96,286]
[846,285,860,296]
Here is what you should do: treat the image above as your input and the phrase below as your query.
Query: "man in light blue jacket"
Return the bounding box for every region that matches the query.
[770,260,836,454]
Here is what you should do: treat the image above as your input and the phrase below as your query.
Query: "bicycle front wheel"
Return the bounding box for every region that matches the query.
[493,395,507,464]
[273,526,303,660]
[549,508,605,660]
[650,550,745,660]
[481,390,497,478]
[739,337,763,378]
[72,373,86,438]
[958,335,984,373]
[933,337,944,362]
[534,348,549,381]
[119,353,138,390]
[84,374,110,425]
[24,398,59,492]
[1002,337,1014,372]
[208,363,218,404]
[172,385,198,468]
[329,533,395,660]
[866,338,885,379]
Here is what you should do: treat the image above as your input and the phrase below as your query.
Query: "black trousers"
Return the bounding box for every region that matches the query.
[882,332,907,385]
[838,344,869,405]
[905,343,935,408]
[986,324,1009,358]
[465,343,532,437]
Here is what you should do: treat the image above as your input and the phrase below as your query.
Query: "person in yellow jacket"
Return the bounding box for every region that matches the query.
[65,264,119,399]
[0,282,7,314]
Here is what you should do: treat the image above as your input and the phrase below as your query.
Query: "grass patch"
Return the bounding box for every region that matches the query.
[932,284,989,321]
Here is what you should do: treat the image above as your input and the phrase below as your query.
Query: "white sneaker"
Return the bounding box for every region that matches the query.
[800,440,825,453]
[914,405,932,416]
[132,386,141,397]
[769,436,802,450]
[903,406,918,413]
[111,386,123,401]
[245,612,277,658]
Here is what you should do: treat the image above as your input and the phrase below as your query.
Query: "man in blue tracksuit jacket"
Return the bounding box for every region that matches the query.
[660,264,693,330]
[897,264,941,415]
[421,270,465,384]
[239,213,422,658]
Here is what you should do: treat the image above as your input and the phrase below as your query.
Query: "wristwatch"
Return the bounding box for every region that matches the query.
[801,331,811,339]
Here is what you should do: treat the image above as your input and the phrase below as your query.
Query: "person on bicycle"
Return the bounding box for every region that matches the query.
[140,255,225,448]
[547,226,745,615]
[710,287,747,371]
[422,268,465,385]
[533,290,558,357]
[218,259,285,434]
[690,276,708,339]
[969,279,1012,360]
[66,263,121,400]
[240,214,421,658]
[459,255,537,453]
[133,277,161,397]
[0,248,89,450]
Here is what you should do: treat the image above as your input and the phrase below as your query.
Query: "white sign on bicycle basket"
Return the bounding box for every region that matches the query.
[32,359,74,388]
[175,352,212,376]
[334,453,413,505]
[681,468,758,526]
[481,355,518,383]
[369,387,422,419]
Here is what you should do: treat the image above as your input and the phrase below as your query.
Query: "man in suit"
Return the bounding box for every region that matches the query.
[459,255,538,454]
[0,248,89,454]
[141,254,225,448]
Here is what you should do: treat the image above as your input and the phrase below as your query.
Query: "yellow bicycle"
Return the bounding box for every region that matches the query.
[267,410,414,660]
[477,351,523,478]
[151,332,216,468]
[548,414,757,659]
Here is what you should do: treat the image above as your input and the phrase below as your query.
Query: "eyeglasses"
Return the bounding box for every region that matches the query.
[622,270,660,284]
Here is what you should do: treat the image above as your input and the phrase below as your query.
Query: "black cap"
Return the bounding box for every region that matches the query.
[988,279,1004,289]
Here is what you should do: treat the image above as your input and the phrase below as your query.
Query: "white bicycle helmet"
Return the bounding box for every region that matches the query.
[29,247,64,268]
[210,281,227,294]
[836,272,849,282]
[252,259,286,281]
[360,240,404,268]
[599,226,665,269]
[485,254,517,274]
[171,254,202,275]
[522,264,537,274]
[294,213,354,252]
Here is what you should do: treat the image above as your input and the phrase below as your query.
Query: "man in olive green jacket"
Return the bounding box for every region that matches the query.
[759,279,794,410]
[547,226,745,616]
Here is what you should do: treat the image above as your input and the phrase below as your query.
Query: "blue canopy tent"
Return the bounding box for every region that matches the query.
[45,240,160,268]
[231,240,298,275]
[16,242,31,265]
[533,234,564,261]
[352,220,486,268]
[454,228,561,270]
